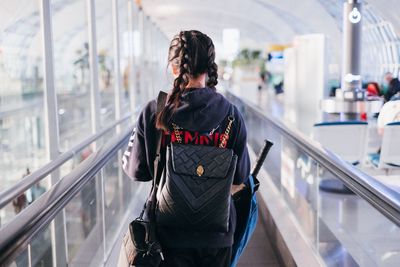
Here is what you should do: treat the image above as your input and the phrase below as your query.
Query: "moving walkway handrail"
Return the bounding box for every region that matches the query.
[0,112,132,209]
[0,126,133,265]
[227,91,400,226]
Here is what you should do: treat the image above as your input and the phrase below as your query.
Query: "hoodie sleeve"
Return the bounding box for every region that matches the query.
[122,100,157,182]
[231,106,251,185]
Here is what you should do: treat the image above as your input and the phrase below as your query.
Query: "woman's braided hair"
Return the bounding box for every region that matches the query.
[156,30,218,130]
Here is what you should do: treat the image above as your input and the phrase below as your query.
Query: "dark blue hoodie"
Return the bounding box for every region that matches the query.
[124,87,250,248]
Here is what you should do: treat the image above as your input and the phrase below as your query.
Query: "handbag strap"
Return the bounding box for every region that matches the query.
[219,105,235,148]
[153,91,168,186]
[171,122,183,144]
[137,91,167,220]
[146,91,167,246]
[171,104,235,148]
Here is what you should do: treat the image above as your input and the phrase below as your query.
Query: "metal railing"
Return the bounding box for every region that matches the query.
[226,91,400,227]
[2,91,400,266]
[0,125,134,265]
[0,112,132,210]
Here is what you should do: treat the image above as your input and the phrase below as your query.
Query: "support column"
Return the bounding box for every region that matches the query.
[86,0,107,263]
[87,0,101,135]
[128,0,137,115]
[149,21,155,98]
[112,0,122,133]
[39,0,68,265]
[319,0,363,194]
[341,0,363,100]
[138,9,146,105]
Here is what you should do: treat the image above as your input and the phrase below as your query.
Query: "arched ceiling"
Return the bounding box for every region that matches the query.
[2,0,400,79]
[368,0,400,38]
[141,0,341,51]
[141,0,400,65]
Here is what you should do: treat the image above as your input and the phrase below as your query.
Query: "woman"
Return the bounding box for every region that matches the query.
[125,30,250,267]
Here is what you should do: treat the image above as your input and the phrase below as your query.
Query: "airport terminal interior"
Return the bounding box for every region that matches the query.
[1,0,400,266]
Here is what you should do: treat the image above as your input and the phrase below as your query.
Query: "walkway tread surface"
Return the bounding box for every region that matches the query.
[237,215,281,267]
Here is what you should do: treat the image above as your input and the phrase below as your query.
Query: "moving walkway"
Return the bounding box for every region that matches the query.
[1,91,400,267]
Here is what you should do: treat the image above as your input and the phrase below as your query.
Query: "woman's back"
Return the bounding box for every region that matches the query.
[122,30,250,267]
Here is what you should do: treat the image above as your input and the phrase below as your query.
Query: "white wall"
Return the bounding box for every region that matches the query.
[283,34,328,127]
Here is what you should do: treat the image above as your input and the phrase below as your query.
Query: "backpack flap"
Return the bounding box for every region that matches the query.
[171,143,233,179]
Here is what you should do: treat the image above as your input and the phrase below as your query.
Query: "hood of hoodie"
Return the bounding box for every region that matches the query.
[170,87,231,132]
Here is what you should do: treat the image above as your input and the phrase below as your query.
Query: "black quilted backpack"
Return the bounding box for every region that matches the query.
[155,105,237,233]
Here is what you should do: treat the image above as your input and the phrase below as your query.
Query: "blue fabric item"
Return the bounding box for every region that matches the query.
[231,175,258,267]
[314,121,368,127]
[368,153,380,168]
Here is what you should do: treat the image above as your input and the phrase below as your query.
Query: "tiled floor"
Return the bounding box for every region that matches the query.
[237,218,281,267]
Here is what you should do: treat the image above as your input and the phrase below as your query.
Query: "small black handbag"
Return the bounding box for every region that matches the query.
[120,91,167,267]
[155,105,237,232]
[121,200,163,266]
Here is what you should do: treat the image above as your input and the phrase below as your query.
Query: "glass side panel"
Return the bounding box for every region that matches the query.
[51,0,92,151]
[318,168,400,267]
[95,0,116,128]
[0,175,50,227]
[280,137,319,247]
[30,227,53,266]
[103,153,124,253]
[228,92,400,267]
[4,144,140,266]
[9,247,29,267]
[118,0,131,114]
[65,173,104,266]
[0,0,46,193]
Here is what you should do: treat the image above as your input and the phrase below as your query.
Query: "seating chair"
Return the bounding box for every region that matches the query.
[313,121,368,165]
[370,122,400,171]
[313,121,368,194]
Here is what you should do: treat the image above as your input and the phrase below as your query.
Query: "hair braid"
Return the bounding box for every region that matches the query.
[156,31,191,130]
[206,37,218,88]
[156,30,218,130]
[177,32,190,90]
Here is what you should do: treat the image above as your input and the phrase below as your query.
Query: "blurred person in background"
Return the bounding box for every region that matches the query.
[383,72,400,102]
[12,168,30,214]
[366,82,381,97]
